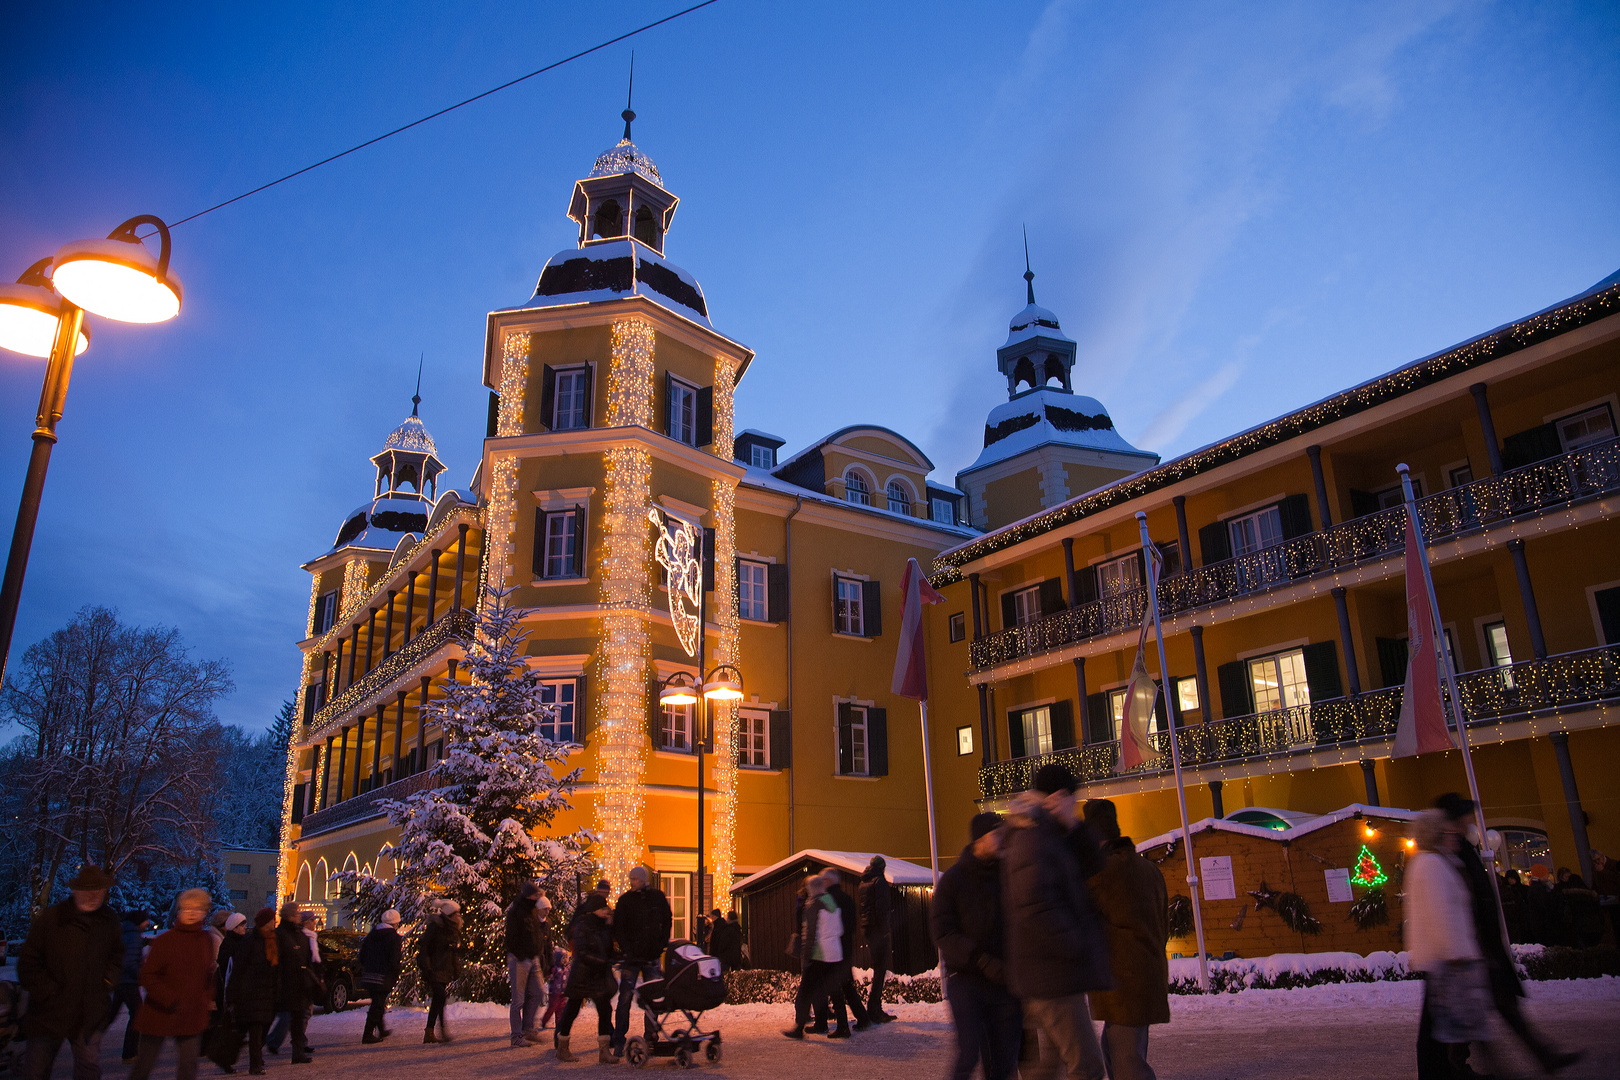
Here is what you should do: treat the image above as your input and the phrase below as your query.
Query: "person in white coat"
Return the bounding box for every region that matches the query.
[1404,809,1492,1078]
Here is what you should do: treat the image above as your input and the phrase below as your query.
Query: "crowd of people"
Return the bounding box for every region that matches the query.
[1497,852,1618,949]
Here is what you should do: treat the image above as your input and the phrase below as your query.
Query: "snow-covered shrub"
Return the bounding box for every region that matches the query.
[1518,945,1620,981]
[722,968,943,1005]
[336,587,594,1002]
[1168,951,1417,994]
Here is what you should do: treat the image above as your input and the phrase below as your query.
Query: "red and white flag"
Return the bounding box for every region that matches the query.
[892,558,946,701]
[1117,543,1165,773]
[1392,511,1455,758]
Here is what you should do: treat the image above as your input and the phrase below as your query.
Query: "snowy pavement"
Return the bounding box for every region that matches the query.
[84,977,1620,1080]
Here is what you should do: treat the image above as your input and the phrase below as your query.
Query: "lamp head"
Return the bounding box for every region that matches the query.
[658,672,699,707]
[0,259,91,358]
[702,665,743,702]
[51,215,182,324]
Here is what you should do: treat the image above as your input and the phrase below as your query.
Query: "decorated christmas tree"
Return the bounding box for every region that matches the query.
[1349,843,1387,888]
[337,586,594,1001]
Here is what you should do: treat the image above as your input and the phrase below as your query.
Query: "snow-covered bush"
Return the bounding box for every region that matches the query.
[1169,951,1417,994]
[336,587,594,1002]
[722,968,942,1005]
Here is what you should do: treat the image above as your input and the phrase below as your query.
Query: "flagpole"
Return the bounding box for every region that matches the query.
[918,699,941,892]
[1136,512,1208,994]
[1397,464,1512,952]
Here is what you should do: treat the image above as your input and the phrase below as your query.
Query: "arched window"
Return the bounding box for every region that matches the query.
[886,480,912,515]
[296,862,313,902]
[634,206,658,246]
[341,852,359,899]
[844,471,871,505]
[316,858,331,900]
[593,200,623,239]
[1013,357,1037,391]
[396,462,420,492]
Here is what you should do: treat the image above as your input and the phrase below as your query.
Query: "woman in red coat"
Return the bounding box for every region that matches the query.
[130,889,216,1080]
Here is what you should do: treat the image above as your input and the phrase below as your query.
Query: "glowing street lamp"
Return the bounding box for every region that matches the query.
[0,215,182,683]
[659,660,745,927]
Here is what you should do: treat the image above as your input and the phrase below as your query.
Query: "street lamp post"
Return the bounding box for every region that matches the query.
[0,216,181,683]
[659,661,743,932]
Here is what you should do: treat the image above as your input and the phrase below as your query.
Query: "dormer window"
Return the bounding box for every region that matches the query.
[634,206,659,246]
[593,199,624,239]
[845,470,871,505]
[886,480,912,515]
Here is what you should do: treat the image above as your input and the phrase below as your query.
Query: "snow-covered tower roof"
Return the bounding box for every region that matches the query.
[996,245,1078,397]
[326,388,447,555]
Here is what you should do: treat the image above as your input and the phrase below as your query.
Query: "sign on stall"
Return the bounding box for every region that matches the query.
[1200,855,1236,900]
[1324,867,1354,903]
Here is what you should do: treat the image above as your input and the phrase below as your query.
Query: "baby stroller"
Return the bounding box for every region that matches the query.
[623,941,725,1068]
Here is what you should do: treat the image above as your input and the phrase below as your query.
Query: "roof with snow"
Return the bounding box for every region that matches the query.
[1005,301,1073,347]
[731,850,938,894]
[326,493,432,554]
[1134,804,1419,853]
[589,138,661,185]
[382,414,437,456]
[740,464,977,539]
[522,239,711,329]
[960,387,1160,475]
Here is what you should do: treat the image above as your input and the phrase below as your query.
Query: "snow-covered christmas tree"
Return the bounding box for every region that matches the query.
[337,586,594,1001]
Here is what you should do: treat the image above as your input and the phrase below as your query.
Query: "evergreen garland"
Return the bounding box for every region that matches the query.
[1167,893,1195,938]
[1349,886,1389,930]
[1248,880,1322,935]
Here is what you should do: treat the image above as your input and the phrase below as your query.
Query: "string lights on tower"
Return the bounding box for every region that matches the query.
[708,351,740,909]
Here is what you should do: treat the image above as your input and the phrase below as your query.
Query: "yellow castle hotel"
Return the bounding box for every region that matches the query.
[279,110,1620,925]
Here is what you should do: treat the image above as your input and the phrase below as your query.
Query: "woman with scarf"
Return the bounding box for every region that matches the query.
[227,909,282,1076]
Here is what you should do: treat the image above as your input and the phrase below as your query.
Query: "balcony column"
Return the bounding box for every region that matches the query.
[363,608,378,674]
[1189,624,1212,728]
[416,675,431,773]
[1470,382,1506,476]
[1173,496,1192,571]
[371,704,385,786]
[402,571,418,645]
[333,727,349,804]
[1332,586,1362,695]
[1209,780,1224,819]
[1062,538,1078,606]
[1507,539,1548,659]
[319,737,334,809]
[345,628,358,688]
[426,548,442,627]
[393,691,406,781]
[1360,760,1380,806]
[381,590,397,660]
[1074,656,1090,746]
[1307,445,1333,529]
[452,524,469,612]
[352,713,366,799]
[969,571,992,764]
[1550,732,1594,886]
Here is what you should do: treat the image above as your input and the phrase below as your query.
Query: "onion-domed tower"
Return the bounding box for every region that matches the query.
[329,390,447,553]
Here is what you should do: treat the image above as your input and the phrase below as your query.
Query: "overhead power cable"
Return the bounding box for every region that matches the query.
[163,0,720,231]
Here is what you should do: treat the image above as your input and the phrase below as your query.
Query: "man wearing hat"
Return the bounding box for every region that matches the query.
[359,910,404,1045]
[1004,764,1111,1080]
[857,855,895,1023]
[933,812,1019,1080]
[18,864,125,1080]
[504,882,554,1048]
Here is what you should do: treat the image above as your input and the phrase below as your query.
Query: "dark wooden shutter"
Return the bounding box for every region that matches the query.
[862,580,882,636]
[1038,578,1066,617]
[539,364,557,430]
[1050,699,1075,750]
[574,675,588,743]
[303,688,318,724]
[663,371,676,435]
[1199,521,1231,566]
[1301,641,1343,701]
[532,509,548,578]
[1501,422,1562,470]
[837,703,855,774]
[291,785,306,825]
[579,364,594,428]
[1278,494,1313,539]
[1085,693,1108,745]
[1007,709,1026,759]
[1349,489,1381,519]
[1376,637,1409,689]
[572,505,586,576]
[767,564,790,621]
[649,686,664,748]
[1000,591,1017,631]
[1596,586,1620,645]
[1153,684,1169,729]
[1076,565,1099,605]
[1217,661,1251,719]
[769,710,792,769]
[486,391,500,437]
[703,528,715,592]
[696,386,714,446]
[867,707,888,776]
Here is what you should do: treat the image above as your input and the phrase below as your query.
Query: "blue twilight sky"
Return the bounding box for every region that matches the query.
[2,2,1618,732]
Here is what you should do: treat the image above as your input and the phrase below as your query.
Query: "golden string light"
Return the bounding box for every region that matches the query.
[340,556,370,620]
[275,645,317,905]
[607,319,655,426]
[485,454,521,587]
[498,331,530,437]
[708,351,739,908]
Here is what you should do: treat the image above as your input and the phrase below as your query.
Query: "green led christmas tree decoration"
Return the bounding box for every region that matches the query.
[1350,844,1388,888]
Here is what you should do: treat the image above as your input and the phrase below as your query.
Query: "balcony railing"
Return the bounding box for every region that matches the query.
[978,644,1620,799]
[309,608,473,737]
[298,768,438,837]
[970,436,1620,672]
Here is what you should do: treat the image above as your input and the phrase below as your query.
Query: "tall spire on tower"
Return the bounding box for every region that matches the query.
[412,354,423,417]
[622,53,636,141]
[1023,225,1036,306]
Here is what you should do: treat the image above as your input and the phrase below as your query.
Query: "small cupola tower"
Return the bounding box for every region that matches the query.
[996,235,1077,397]
[371,378,446,501]
[566,68,678,255]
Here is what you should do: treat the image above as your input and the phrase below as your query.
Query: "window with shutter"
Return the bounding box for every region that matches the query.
[538,679,578,743]
[1300,641,1343,702]
[867,708,888,776]
[767,563,790,620]
[540,365,557,430]
[769,710,792,769]
[738,710,769,767]
[738,560,768,621]
[1277,494,1313,539]
[667,375,699,445]
[1084,692,1108,745]
[861,580,882,636]
[696,386,714,446]
[1198,521,1231,566]
[536,509,581,579]
[1049,699,1075,750]
[552,367,591,430]
[834,577,864,635]
[1038,578,1066,617]
[1216,661,1251,719]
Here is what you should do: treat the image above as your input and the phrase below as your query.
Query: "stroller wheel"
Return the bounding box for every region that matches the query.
[625,1037,649,1068]
[675,1046,693,1069]
[704,1040,721,1063]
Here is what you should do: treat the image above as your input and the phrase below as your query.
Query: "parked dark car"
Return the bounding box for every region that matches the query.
[315,928,373,1013]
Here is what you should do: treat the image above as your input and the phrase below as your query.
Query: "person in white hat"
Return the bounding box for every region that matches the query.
[359,911,403,1044]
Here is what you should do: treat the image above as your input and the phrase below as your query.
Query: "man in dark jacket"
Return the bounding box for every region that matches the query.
[112,911,152,1063]
[1083,799,1168,1080]
[270,903,313,1063]
[705,909,742,972]
[504,883,553,1048]
[358,909,403,1045]
[18,864,125,1080]
[933,812,1019,1080]
[418,900,462,1044]
[1003,764,1111,1080]
[611,867,671,1055]
[820,871,869,1032]
[857,855,895,1023]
